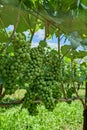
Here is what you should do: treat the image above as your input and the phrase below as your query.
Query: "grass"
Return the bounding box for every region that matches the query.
[0,87,85,130]
[78,89,85,97]
[0,100,83,130]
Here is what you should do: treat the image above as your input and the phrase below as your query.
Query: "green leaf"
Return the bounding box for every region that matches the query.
[0,29,9,42]
[0,0,19,7]
[0,5,29,32]
[39,40,47,47]
[79,77,86,82]
[6,44,14,53]
[61,45,72,58]
[60,14,87,35]
[81,38,87,45]
[0,76,5,85]
[69,36,81,49]
[17,12,29,32]
[72,51,79,59]
[0,5,18,27]
[82,45,87,50]
[61,45,72,54]
[81,62,87,66]
[77,51,87,58]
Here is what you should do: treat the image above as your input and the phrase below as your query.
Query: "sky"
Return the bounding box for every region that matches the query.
[32,29,70,49]
[5,25,84,51]
[6,25,70,49]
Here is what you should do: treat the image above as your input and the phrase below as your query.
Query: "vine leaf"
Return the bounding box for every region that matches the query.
[0,5,29,32]
[77,51,87,58]
[0,77,5,85]
[39,40,47,47]
[6,44,14,53]
[61,45,72,57]
[69,36,81,49]
[0,0,19,7]
[81,38,87,50]
[0,30,9,42]
[81,38,87,45]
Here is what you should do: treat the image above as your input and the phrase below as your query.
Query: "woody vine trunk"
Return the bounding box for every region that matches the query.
[83,76,87,130]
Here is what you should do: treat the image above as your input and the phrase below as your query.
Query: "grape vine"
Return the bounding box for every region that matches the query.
[0,32,86,114]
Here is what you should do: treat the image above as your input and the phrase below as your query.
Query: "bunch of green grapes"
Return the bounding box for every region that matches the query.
[22,46,62,114]
[37,77,62,110]
[33,77,55,110]
[22,45,45,85]
[22,88,38,115]
[23,77,56,113]
[41,49,62,109]
[22,46,45,114]
[0,33,31,94]
[1,38,63,114]
[43,49,61,81]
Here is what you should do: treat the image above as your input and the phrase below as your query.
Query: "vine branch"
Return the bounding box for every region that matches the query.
[61,82,67,99]
[58,30,61,59]
[44,21,49,41]
[0,92,6,101]
[0,98,24,107]
[73,81,86,109]
[29,13,38,43]
[10,3,21,40]
[0,96,86,107]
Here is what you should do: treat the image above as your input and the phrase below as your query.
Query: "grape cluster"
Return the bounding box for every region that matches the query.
[0,35,62,114]
[0,33,31,94]
[22,47,62,114]
[43,49,61,81]
[22,88,38,115]
[22,45,45,85]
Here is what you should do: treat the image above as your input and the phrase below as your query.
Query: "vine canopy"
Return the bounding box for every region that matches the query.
[0,0,87,50]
